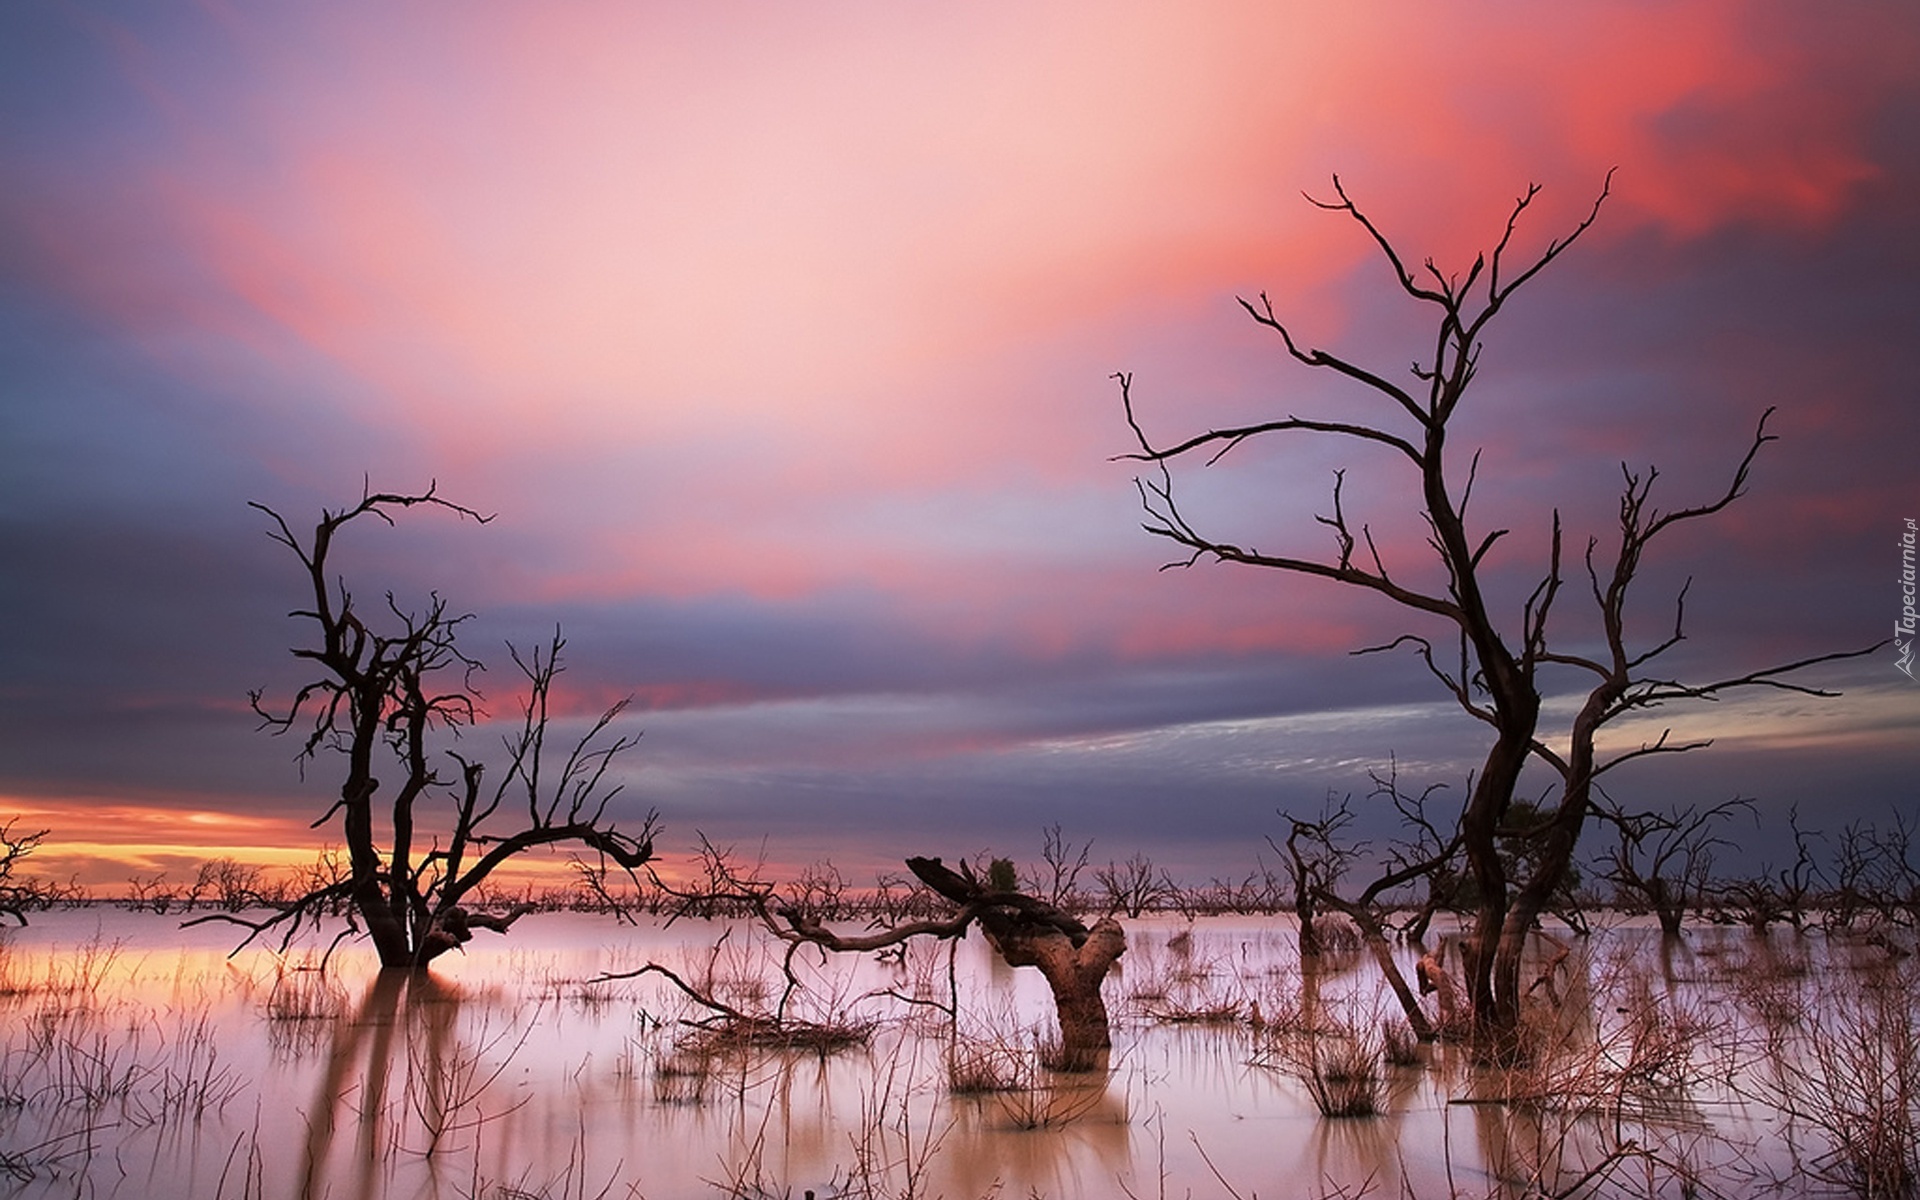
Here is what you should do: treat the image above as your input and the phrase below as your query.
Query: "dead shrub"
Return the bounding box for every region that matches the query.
[1256,1003,1386,1119]
[944,1038,1028,1095]
[1758,959,1920,1199]
[652,1048,715,1106]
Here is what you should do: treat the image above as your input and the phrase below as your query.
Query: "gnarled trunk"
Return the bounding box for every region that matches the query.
[979,912,1126,1063]
[906,856,1126,1069]
[1461,728,1532,1036]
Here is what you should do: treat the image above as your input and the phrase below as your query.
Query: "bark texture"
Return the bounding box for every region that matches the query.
[907,856,1126,1063]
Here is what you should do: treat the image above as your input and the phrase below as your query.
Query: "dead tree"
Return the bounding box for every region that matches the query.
[1274,795,1360,959]
[1714,806,1825,932]
[0,819,49,925]
[1093,852,1179,918]
[907,856,1127,1063]
[645,842,1126,1066]
[1281,783,1464,1042]
[1118,174,1878,1039]
[1032,823,1093,911]
[212,486,657,970]
[1597,795,1752,938]
[1371,762,1464,946]
[1826,809,1920,933]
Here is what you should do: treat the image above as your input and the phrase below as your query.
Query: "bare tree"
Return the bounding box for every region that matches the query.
[1275,794,1360,959]
[644,840,1126,1066]
[1826,809,1920,933]
[781,859,852,923]
[1597,795,1752,938]
[1118,175,1877,1039]
[1030,823,1092,911]
[1716,805,1825,932]
[0,819,50,925]
[1280,777,1466,1042]
[1093,852,1180,918]
[191,857,266,912]
[1368,760,1463,946]
[907,856,1126,1065]
[211,485,657,969]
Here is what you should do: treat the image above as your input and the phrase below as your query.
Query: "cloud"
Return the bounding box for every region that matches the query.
[1,0,1915,882]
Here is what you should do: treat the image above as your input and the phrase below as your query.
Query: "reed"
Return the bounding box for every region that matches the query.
[1757,957,1920,1199]
[943,1036,1028,1095]
[262,957,347,1025]
[1256,1006,1386,1120]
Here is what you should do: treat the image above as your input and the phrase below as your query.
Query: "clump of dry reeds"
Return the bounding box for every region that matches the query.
[1124,939,1246,1025]
[651,1046,716,1106]
[0,935,123,1005]
[1255,1001,1386,1119]
[671,1006,877,1060]
[0,993,244,1137]
[1430,973,1722,1200]
[1379,1016,1420,1067]
[944,1037,1027,1095]
[1303,1036,1385,1118]
[1754,956,1920,1199]
[1481,949,1720,1129]
[263,958,347,1024]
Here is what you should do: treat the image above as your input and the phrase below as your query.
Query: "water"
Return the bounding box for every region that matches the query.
[0,907,1908,1198]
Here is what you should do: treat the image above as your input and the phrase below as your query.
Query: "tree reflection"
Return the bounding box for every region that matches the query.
[299,971,470,1200]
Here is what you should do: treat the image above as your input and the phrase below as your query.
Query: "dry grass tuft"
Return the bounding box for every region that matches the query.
[944,1038,1027,1095]
[1756,957,1920,1199]
[1292,1033,1384,1118]
[651,1048,715,1106]
[681,1014,876,1056]
[1379,1016,1420,1067]
[1255,1001,1386,1119]
[263,959,347,1024]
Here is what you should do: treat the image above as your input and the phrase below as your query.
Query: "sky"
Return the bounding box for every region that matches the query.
[2,0,1916,894]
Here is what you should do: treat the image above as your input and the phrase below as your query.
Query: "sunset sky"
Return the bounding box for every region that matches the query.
[2,1,1916,892]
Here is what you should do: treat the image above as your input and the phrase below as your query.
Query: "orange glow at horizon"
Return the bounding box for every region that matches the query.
[3,793,919,897]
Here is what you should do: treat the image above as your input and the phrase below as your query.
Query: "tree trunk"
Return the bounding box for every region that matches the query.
[1654,891,1684,940]
[904,856,1126,1067]
[1313,890,1434,1042]
[1356,917,1434,1043]
[979,913,1126,1067]
[1492,753,1600,1045]
[1460,728,1532,1035]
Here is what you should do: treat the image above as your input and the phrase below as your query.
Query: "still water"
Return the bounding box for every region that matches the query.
[0,908,1902,1198]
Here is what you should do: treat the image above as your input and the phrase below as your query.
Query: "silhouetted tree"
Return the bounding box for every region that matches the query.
[1276,794,1359,959]
[211,486,656,969]
[1715,805,1824,932]
[1093,852,1179,917]
[1119,175,1876,1040]
[1280,779,1462,1042]
[1030,823,1093,910]
[1597,795,1752,938]
[1826,809,1920,933]
[0,818,49,925]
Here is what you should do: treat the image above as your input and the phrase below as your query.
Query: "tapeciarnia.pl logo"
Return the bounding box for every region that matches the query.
[1899,518,1917,679]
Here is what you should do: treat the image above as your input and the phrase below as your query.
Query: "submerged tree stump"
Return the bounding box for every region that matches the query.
[905,856,1126,1065]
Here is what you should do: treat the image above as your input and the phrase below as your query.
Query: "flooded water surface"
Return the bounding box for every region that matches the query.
[0,908,1911,1198]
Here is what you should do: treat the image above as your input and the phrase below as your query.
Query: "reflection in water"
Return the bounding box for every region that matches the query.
[301,971,463,1200]
[0,911,1912,1198]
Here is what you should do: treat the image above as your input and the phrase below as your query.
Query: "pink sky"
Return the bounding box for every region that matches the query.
[2,1,1915,887]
